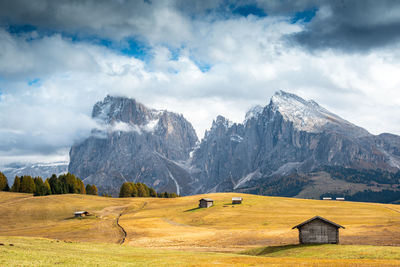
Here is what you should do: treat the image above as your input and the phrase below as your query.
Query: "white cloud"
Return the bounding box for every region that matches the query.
[1,5,400,163]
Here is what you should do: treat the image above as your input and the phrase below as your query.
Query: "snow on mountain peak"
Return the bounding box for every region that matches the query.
[270,90,369,136]
[244,105,263,123]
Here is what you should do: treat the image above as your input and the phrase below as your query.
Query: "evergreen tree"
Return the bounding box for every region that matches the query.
[76,178,86,194]
[44,179,52,195]
[169,192,178,198]
[91,184,98,195]
[86,184,98,195]
[49,174,62,194]
[0,171,8,191]
[149,187,157,197]
[131,183,138,197]
[11,176,21,192]
[119,182,133,197]
[33,177,45,196]
[137,183,147,197]
[20,176,36,193]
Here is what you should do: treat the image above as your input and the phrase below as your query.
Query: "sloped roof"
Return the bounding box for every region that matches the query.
[199,198,213,202]
[292,216,345,229]
[232,197,242,201]
[74,211,88,214]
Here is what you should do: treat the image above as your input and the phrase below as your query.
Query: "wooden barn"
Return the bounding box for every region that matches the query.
[232,197,242,204]
[292,216,345,244]
[74,211,89,218]
[199,198,213,208]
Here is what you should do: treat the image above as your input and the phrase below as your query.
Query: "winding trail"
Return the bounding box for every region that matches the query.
[116,202,148,245]
[116,208,128,245]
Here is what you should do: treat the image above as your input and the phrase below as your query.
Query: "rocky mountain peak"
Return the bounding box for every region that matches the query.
[92,95,158,126]
[244,105,263,123]
[269,90,369,137]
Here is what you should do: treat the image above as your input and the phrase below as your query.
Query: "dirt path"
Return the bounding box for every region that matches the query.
[116,208,128,245]
[116,202,148,245]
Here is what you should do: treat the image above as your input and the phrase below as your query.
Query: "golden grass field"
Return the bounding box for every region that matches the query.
[1,191,400,266]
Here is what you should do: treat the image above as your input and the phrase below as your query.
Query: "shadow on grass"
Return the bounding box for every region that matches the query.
[243,244,324,256]
[184,207,201,212]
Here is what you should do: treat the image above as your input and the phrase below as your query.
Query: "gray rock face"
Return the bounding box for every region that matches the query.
[191,91,400,193]
[68,92,400,198]
[69,96,198,196]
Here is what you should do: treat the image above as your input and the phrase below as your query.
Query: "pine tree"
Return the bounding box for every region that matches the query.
[0,171,8,191]
[91,184,98,195]
[131,183,138,197]
[149,187,157,197]
[44,179,52,195]
[119,182,133,198]
[33,177,45,196]
[76,178,86,194]
[137,183,147,197]
[20,176,36,193]
[86,184,98,195]
[11,176,21,192]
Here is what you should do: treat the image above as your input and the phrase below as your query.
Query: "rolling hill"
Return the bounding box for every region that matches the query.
[1,192,400,266]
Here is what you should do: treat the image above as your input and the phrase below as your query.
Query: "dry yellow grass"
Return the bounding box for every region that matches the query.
[1,191,400,252]
[1,236,400,267]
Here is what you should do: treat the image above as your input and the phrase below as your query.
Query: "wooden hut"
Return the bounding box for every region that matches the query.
[232,197,242,204]
[199,198,213,208]
[292,216,345,244]
[74,211,89,218]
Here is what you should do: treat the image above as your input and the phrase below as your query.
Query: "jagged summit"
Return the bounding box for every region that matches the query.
[244,105,263,123]
[269,90,370,137]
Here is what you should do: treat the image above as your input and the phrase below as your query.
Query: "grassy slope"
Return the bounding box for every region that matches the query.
[1,192,400,265]
[120,192,400,250]
[1,236,400,267]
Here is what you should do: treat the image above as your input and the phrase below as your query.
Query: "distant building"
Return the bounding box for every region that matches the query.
[292,216,345,244]
[322,197,332,200]
[232,197,242,204]
[74,211,89,217]
[335,197,345,201]
[199,198,213,208]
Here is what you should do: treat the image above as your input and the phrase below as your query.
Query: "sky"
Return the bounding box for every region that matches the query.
[1,0,400,164]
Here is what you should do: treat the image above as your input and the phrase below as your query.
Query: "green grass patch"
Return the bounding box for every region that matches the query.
[242,244,400,260]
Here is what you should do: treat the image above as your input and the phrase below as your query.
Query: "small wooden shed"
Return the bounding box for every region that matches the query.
[74,211,89,218]
[292,216,345,244]
[232,197,242,204]
[199,198,213,208]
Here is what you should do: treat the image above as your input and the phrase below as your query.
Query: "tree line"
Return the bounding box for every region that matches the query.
[119,182,178,198]
[0,171,98,196]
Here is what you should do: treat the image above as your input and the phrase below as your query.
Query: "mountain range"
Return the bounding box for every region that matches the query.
[66,91,400,201]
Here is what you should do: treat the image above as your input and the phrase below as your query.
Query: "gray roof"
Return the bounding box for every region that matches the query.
[199,198,213,202]
[74,211,88,214]
[292,216,345,229]
[232,197,242,201]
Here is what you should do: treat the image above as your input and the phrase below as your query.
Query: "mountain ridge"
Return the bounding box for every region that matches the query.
[66,91,400,200]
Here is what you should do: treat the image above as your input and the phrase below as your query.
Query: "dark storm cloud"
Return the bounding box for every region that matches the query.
[290,0,400,52]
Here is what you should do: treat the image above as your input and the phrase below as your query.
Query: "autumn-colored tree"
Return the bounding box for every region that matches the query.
[76,178,86,194]
[86,184,98,195]
[0,171,9,191]
[20,176,36,193]
[44,179,52,195]
[137,183,148,197]
[131,183,138,197]
[119,182,133,197]
[11,176,21,192]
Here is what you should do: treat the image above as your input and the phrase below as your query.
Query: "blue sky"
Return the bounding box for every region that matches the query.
[0,0,400,163]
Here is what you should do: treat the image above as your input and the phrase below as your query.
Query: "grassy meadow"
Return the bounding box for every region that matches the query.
[1,191,400,266]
